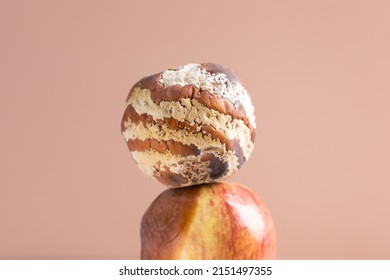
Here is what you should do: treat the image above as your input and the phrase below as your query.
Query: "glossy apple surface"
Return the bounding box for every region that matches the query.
[140,182,276,259]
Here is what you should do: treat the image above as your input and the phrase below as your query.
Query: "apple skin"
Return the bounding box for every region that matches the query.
[140,182,276,260]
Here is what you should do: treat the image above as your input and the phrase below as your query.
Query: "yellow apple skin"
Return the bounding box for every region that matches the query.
[140,182,276,260]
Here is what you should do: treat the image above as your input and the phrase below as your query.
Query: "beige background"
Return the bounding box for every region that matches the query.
[1,0,390,259]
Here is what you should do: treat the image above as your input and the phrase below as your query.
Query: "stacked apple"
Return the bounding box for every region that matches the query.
[121,63,276,259]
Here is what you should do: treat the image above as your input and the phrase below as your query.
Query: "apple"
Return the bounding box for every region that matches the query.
[140,182,276,259]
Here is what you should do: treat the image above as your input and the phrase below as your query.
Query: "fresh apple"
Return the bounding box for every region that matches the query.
[140,182,276,259]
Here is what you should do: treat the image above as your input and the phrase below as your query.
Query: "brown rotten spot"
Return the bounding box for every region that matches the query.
[127,139,201,157]
[155,167,189,188]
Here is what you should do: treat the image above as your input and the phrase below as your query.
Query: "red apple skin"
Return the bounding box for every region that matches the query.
[140,182,276,260]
